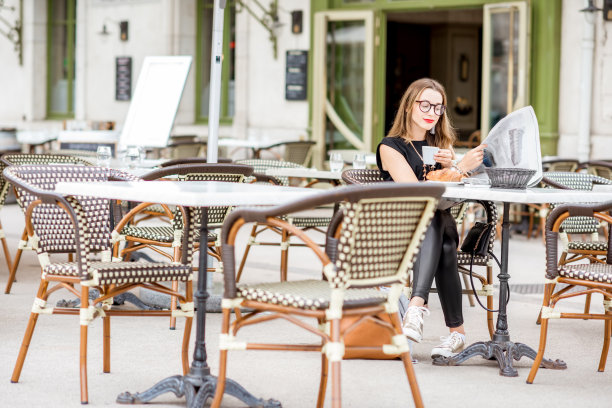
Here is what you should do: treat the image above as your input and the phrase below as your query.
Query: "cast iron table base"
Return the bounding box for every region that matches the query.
[116,208,280,407]
[433,202,567,376]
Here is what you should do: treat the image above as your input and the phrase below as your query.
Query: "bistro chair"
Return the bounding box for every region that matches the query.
[234,159,333,282]
[257,140,316,166]
[342,168,497,338]
[113,163,254,328]
[3,165,197,404]
[541,158,580,173]
[527,199,612,384]
[581,160,612,180]
[159,157,233,167]
[533,172,612,323]
[1,153,95,293]
[211,183,444,408]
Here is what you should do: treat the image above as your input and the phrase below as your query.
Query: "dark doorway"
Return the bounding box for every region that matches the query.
[385,9,483,146]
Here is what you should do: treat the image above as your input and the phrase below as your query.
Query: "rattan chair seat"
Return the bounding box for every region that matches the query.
[238,280,388,310]
[121,225,216,243]
[44,261,192,285]
[567,241,608,252]
[558,263,612,283]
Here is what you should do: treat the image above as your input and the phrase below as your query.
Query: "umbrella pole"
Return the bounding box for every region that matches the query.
[206,0,225,164]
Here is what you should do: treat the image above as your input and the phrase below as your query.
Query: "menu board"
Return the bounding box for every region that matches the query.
[115,57,132,101]
[285,50,308,101]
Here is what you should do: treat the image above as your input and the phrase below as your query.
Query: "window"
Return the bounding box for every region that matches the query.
[47,0,76,118]
[196,0,235,123]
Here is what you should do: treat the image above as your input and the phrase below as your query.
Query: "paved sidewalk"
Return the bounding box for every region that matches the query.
[0,203,611,407]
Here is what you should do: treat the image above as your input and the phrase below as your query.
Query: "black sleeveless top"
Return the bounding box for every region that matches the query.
[376,137,441,181]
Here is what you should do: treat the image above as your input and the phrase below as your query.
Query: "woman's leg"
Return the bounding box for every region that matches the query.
[404,212,444,341]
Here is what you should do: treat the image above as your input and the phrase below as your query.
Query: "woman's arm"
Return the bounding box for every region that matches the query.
[379,145,419,182]
[456,144,487,174]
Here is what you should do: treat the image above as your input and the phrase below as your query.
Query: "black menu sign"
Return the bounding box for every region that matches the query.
[115,56,132,101]
[285,50,308,101]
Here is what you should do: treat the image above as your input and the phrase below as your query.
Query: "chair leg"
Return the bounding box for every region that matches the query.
[236,224,258,283]
[80,285,90,404]
[486,265,495,339]
[316,350,329,408]
[389,312,423,407]
[584,293,592,318]
[211,308,232,408]
[11,279,49,383]
[5,228,27,294]
[527,284,554,384]
[598,311,611,372]
[0,221,13,272]
[181,280,194,375]
[280,229,289,282]
[103,315,111,373]
[170,246,182,330]
[329,319,342,408]
[461,273,475,307]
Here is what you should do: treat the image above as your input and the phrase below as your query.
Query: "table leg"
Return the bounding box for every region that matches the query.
[432,202,567,376]
[117,208,281,407]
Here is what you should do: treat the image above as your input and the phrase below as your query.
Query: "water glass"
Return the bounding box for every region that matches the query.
[126,146,141,168]
[352,153,366,169]
[329,153,344,173]
[96,145,112,168]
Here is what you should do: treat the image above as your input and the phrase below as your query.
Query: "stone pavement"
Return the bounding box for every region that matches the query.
[0,202,611,407]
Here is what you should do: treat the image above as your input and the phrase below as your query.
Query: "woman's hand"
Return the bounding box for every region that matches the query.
[434,148,454,167]
[458,144,487,173]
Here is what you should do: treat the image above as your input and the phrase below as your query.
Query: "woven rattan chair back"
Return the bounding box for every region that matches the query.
[583,161,612,180]
[542,171,612,234]
[1,152,94,167]
[542,159,580,173]
[279,141,315,166]
[4,165,138,254]
[235,159,303,186]
[341,168,385,185]
[334,195,438,288]
[142,163,253,228]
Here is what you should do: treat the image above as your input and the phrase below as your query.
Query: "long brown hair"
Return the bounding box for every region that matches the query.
[387,78,456,149]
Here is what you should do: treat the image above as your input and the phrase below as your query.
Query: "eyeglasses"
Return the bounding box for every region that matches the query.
[415,100,446,116]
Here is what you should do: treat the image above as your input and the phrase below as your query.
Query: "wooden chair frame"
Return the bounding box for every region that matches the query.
[527,201,612,384]
[4,165,197,404]
[211,184,445,408]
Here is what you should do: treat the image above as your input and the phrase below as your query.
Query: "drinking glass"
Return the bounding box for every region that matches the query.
[329,153,344,173]
[96,145,112,168]
[352,153,366,169]
[126,146,141,168]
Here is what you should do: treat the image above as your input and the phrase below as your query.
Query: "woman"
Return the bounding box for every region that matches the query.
[376,78,485,358]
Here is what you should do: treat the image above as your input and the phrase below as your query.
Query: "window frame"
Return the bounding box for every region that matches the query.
[46,0,76,119]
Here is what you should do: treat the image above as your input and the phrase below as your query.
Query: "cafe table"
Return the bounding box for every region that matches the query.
[54,180,320,408]
[435,184,612,376]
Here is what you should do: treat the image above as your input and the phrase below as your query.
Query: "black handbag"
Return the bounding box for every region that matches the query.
[460,222,494,257]
[460,222,501,312]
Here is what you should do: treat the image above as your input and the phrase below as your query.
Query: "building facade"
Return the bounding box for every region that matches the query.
[0,0,610,163]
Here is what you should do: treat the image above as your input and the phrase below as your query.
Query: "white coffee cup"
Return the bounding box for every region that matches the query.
[422,146,439,165]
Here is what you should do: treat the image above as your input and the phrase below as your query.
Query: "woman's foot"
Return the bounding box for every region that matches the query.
[402,306,430,342]
[430,332,466,358]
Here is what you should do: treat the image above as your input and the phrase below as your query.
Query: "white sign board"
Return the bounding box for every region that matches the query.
[119,56,192,148]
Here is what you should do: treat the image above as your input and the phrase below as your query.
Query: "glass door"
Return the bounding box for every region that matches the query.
[312,10,376,168]
[481,1,530,138]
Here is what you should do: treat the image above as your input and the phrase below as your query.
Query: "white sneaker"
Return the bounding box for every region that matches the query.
[402,306,430,343]
[430,332,465,358]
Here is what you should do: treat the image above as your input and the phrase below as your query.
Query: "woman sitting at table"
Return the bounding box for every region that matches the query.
[376,78,485,358]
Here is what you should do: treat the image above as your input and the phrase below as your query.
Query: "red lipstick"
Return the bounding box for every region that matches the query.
[424,119,434,124]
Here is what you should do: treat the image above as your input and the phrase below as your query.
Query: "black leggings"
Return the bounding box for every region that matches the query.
[411,210,463,328]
